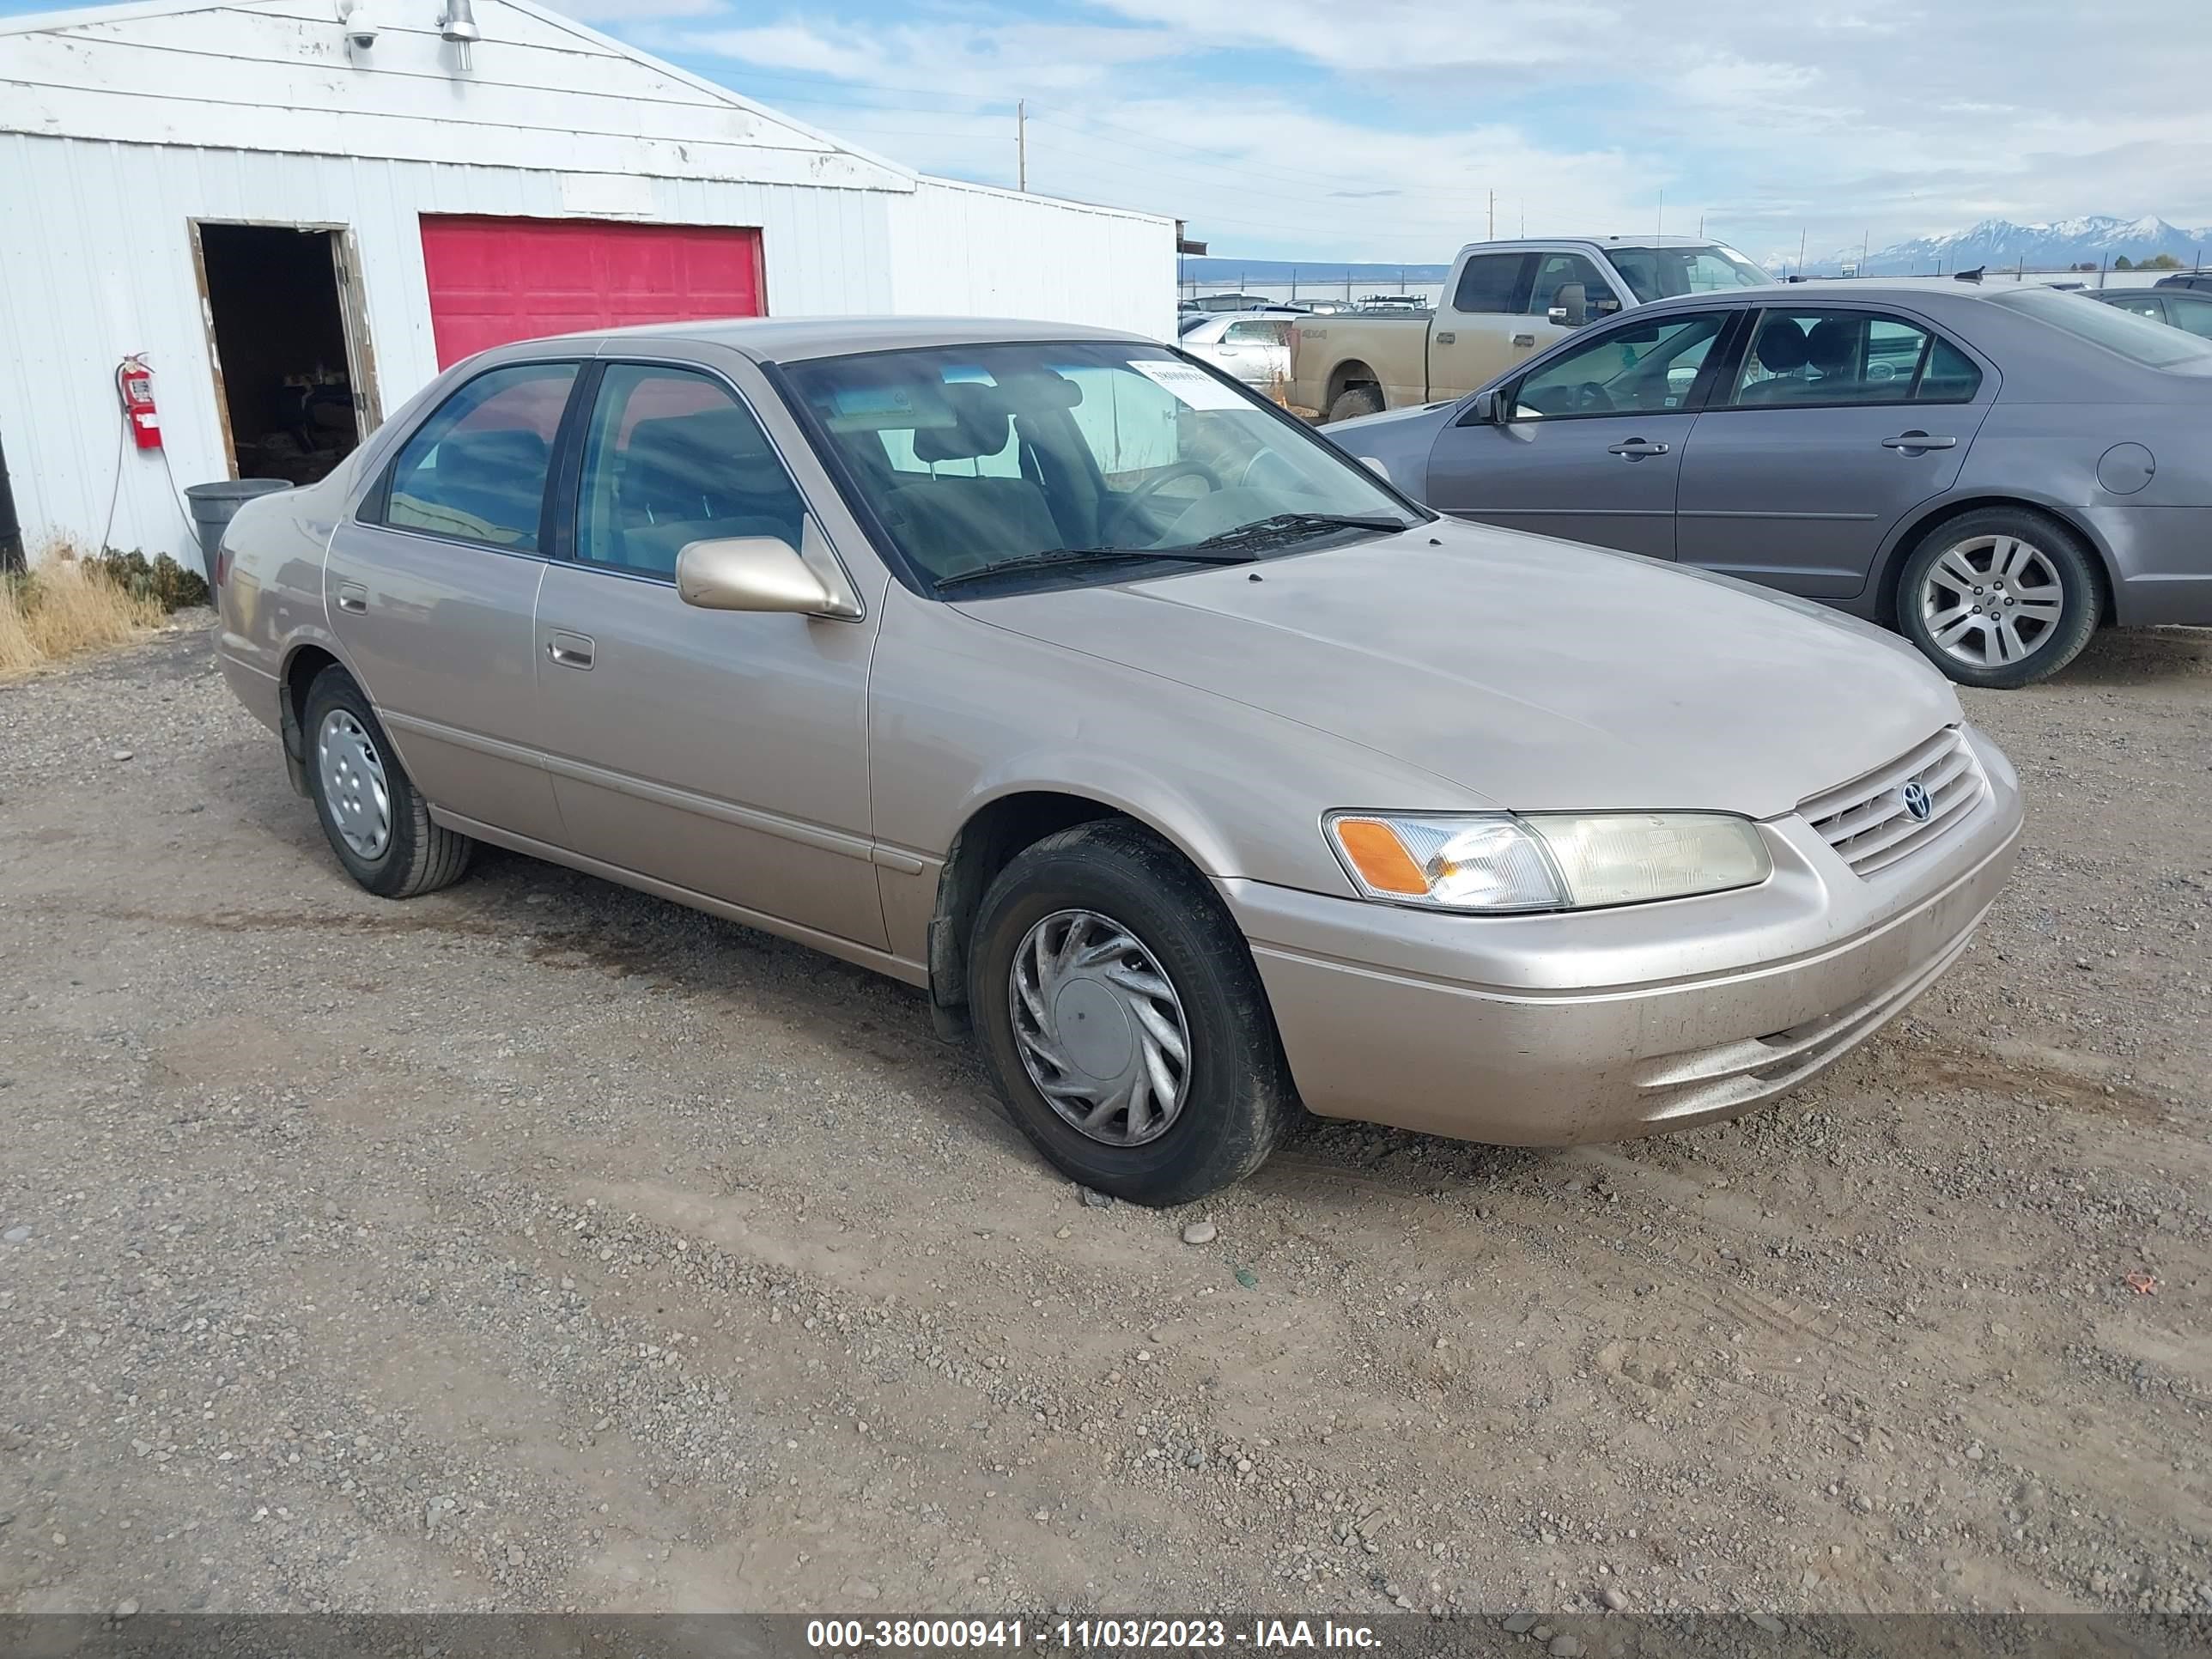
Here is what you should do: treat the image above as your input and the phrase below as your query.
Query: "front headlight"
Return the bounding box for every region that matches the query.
[1325,811,1771,913]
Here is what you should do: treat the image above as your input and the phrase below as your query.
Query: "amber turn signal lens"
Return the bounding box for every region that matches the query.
[1330,817,1430,896]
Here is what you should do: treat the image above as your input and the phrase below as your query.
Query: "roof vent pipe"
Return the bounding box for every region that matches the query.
[439,0,478,64]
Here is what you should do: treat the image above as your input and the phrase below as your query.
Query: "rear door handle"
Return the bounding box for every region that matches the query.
[1881,431,1957,451]
[1511,332,1536,348]
[334,583,367,614]
[546,631,595,670]
[1434,331,1456,344]
[1607,438,1670,459]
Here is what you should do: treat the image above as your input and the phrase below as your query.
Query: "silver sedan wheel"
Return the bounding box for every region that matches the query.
[1009,908,1191,1147]
[1918,533,2066,669]
[317,708,391,860]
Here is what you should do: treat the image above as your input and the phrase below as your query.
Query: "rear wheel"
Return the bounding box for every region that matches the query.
[1326,384,1383,424]
[1895,507,2100,689]
[967,821,1300,1206]
[302,666,474,898]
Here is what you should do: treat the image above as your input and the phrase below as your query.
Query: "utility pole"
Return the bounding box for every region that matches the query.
[1016,100,1027,191]
[1487,190,1494,240]
[1862,230,1869,276]
[1797,227,1807,276]
[1656,187,1663,239]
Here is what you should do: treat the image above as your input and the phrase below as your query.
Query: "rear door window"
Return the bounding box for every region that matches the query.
[1452,252,1530,314]
[1726,310,1981,407]
[374,362,577,550]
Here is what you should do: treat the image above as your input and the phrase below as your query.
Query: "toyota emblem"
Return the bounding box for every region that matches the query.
[1900,781,1933,822]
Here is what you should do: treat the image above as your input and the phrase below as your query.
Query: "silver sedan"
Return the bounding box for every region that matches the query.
[1330,278,2212,687]
[215,318,2021,1204]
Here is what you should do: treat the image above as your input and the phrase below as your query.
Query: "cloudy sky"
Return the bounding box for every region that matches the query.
[9,0,2209,264]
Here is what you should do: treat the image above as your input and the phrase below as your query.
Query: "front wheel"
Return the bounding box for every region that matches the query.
[967,821,1300,1206]
[1895,508,2100,688]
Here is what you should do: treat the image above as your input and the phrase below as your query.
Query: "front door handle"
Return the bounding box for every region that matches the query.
[334,583,368,614]
[1607,438,1670,459]
[1881,431,1957,451]
[1511,331,1536,349]
[546,632,595,671]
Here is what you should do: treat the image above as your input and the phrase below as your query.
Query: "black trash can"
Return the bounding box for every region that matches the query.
[185,479,292,590]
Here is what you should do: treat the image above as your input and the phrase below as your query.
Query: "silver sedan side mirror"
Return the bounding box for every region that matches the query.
[675,519,861,619]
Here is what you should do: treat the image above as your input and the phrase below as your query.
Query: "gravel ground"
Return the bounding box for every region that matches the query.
[1,617,2208,1620]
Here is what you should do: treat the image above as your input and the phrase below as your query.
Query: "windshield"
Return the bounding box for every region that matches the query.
[1989,285,2212,368]
[1606,243,1770,302]
[783,341,1423,589]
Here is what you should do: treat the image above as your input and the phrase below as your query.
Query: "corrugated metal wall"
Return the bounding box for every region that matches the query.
[0,133,897,566]
[890,178,1177,343]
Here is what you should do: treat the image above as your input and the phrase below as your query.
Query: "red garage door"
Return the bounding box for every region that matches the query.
[418,216,764,368]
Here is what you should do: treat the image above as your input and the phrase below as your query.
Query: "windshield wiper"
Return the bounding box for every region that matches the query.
[933,546,1258,591]
[1185,512,1412,554]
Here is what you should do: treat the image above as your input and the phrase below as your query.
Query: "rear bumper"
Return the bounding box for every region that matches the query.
[1221,726,2022,1146]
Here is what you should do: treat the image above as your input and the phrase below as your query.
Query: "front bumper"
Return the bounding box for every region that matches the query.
[1224,726,2023,1146]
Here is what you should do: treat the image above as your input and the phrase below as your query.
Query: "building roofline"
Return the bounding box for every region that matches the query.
[0,0,922,186]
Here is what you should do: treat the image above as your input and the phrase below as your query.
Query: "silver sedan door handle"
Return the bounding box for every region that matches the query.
[1607,438,1670,459]
[1881,431,1957,451]
[546,632,595,670]
[335,583,368,614]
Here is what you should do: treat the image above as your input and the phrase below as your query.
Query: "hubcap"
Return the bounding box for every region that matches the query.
[1919,534,2065,668]
[1009,908,1191,1147]
[317,708,391,860]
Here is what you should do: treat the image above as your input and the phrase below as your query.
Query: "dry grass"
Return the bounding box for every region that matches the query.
[0,547,167,680]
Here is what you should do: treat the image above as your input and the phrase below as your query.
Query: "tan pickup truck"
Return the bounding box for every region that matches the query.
[1291,236,1771,423]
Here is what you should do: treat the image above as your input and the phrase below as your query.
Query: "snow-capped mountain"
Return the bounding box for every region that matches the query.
[1776,216,2212,276]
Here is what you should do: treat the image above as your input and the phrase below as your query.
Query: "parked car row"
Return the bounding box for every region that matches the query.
[1321,270,2212,687]
[215,313,2027,1204]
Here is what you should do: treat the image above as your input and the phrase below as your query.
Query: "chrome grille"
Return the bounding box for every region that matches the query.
[1800,726,1986,878]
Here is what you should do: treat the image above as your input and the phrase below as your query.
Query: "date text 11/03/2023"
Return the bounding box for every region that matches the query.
[804,1619,1384,1650]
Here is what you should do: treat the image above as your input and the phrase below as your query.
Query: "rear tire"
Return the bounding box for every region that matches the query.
[302,666,474,898]
[1895,507,2100,689]
[1326,385,1383,424]
[967,820,1300,1206]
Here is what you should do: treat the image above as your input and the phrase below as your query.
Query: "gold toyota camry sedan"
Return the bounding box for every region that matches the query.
[215,317,2022,1204]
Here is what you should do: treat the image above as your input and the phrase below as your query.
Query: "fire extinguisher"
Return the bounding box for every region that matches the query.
[117,355,162,450]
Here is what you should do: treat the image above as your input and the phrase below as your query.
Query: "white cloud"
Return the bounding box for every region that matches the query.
[579,0,2212,260]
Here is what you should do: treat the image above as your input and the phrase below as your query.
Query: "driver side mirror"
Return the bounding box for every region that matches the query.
[1545,283,1589,329]
[676,519,862,619]
[1457,387,1510,427]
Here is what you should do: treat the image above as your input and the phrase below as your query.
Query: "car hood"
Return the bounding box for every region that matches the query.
[959,521,1960,819]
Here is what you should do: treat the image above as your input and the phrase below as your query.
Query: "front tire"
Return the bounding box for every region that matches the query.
[302,666,474,898]
[1895,507,2100,688]
[967,821,1300,1206]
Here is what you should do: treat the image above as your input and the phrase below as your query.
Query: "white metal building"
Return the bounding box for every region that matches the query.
[0,0,1175,567]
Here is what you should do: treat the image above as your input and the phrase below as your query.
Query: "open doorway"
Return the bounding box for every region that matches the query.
[192,223,380,485]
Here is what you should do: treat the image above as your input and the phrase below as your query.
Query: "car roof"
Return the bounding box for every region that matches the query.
[1625,276,2059,313]
[1460,234,1724,253]
[549,314,1149,363]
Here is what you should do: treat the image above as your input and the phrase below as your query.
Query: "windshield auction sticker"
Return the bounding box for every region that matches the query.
[1130,358,1249,410]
